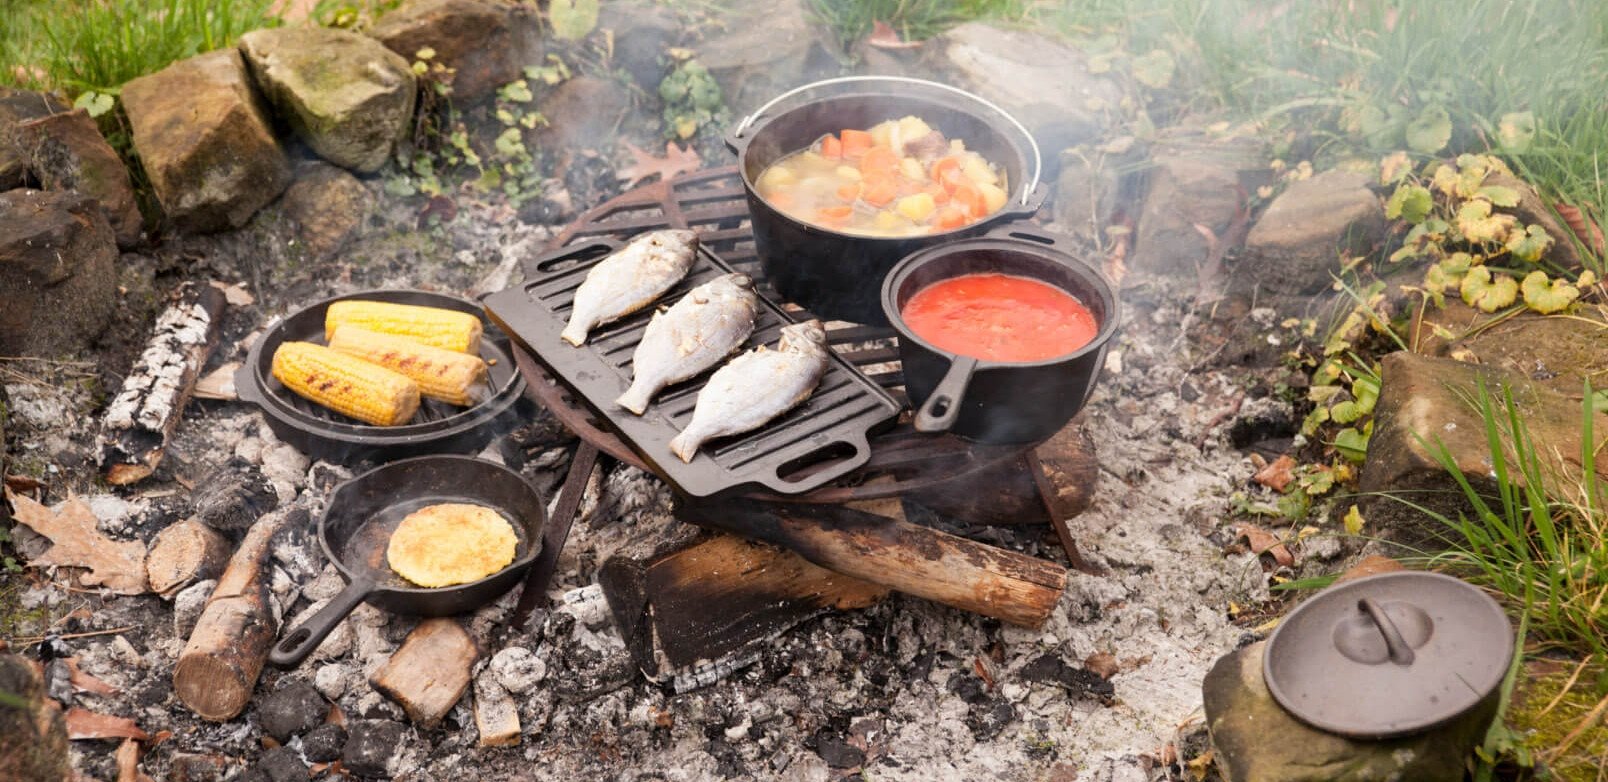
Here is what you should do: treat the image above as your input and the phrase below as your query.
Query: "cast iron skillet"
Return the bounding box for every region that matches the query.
[268,455,546,668]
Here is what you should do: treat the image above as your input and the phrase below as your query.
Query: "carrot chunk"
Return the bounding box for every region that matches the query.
[840,129,874,159]
[858,145,900,176]
[952,181,987,219]
[820,134,843,159]
[836,182,861,202]
[934,206,967,231]
[860,176,899,207]
[930,157,964,192]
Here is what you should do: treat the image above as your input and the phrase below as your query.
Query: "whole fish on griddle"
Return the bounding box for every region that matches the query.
[616,273,759,415]
[668,320,831,462]
[561,229,698,346]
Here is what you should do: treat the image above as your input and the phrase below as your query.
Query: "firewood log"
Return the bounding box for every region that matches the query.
[173,506,304,721]
[96,282,227,485]
[369,618,478,728]
[678,500,1067,629]
[144,518,230,598]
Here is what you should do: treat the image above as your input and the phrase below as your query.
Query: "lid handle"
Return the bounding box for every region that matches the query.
[1359,597,1416,666]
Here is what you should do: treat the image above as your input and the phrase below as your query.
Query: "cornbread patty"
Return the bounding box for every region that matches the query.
[386,503,518,587]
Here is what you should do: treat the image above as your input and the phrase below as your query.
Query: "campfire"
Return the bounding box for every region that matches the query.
[4,0,1603,780]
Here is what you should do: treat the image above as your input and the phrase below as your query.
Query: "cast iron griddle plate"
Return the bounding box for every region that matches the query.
[483,237,902,497]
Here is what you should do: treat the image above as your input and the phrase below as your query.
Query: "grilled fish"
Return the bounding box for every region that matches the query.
[668,320,831,462]
[616,273,759,415]
[561,229,698,346]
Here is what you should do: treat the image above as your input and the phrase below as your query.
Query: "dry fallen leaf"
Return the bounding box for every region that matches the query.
[618,142,702,189]
[115,738,156,782]
[208,280,254,306]
[65,707,148,741]
[1252,454,1297,492]
[1084,651,1120,679]
[1554,201,1607,256]
[866,20,922,50]
[66,658,120,697]
[1233,522,1295,568]
[6,491,148,594]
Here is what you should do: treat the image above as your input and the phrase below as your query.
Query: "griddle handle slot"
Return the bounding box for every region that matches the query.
[760,431,873,494]
[521,237,625,279]
[269,577,373,669]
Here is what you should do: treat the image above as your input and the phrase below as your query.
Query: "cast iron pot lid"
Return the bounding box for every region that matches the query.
[1262,571,1513,739]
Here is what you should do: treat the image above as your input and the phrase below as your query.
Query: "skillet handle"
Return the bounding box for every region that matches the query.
[913,356,980,433]
[268,578,373,669]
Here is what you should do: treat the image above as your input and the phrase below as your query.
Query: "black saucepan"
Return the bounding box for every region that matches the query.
[881,224,1119,444]
[727,76,1046,325]
[268,455,546,668]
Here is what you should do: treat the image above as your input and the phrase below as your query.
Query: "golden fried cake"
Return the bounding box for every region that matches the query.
[386,503,518,587]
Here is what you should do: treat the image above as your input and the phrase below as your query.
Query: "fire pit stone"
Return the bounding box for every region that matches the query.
[257,679,328,743]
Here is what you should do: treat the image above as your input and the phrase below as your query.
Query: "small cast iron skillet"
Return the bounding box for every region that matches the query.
[881,224,1119,445]
[268,455,546,668]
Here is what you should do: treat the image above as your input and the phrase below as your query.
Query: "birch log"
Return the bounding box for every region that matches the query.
[96,282,226,485]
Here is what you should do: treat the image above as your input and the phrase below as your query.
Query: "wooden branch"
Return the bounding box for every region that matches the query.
[173,506,303,721]
[601,527,889,672]
[96,282,226,485]
[678,500,1067,628]
[370,618,478,728]
[144,518,230,598]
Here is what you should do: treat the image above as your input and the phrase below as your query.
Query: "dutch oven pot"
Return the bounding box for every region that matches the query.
[881,225,1118,444]
[728,76,1046,325]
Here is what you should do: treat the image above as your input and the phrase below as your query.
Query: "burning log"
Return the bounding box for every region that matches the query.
[97,282,227,485]
[600,525,889,672]
[144,518,230,598]
[678,500,1067,628]
[173,506,304,721]
[369,618,478,728]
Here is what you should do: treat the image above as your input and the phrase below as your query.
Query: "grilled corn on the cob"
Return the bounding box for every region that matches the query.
[328,325,489,406]
[271,341,421,426]
[325,300,484,353]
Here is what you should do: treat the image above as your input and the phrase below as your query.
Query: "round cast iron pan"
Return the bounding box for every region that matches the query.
[268,455,546,668]
[235,289,526,465]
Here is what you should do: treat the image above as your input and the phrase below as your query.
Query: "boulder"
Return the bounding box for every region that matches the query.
[1484,171,1584,269]
[1239,170,1384,296]
[930,23,1127,157]
[1053,137,1144,244]
[1359,351,1608,547]
[279,162,374,259]
[1203,641,1491,782]
[0,652,70,782]
[0,87,69,190]
[239,27,416,173]
[1414,302,1608,400]
[368,0,543,103]
[0,189,117,357]
[15,109,143,247]
[121,49,290,233]
[1129,130,1268,278]
[532,76,631,154]
[695,0,840,116]
[599,1,681,92]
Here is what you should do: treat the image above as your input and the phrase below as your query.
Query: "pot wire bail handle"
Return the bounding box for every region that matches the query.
[731,76,1042,205]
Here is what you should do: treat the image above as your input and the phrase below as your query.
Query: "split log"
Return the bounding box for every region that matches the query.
[144,518,230,598]
[904,420,1097,525]
[370,618,478,728]
[678,500,1067,629]
[97,282,227,485]
[472,671,520,747]
[173,506,304,721]
[600,524,889,672]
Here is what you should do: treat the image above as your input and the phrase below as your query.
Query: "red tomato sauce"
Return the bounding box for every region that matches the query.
[901,273,1098,363]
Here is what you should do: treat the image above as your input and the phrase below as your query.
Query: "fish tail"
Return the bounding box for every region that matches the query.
[669,430,703,463]
[614,381,655,415]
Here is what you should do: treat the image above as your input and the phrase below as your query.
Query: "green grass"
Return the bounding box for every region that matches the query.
[0,0,280,94]
[810,0,1030,48]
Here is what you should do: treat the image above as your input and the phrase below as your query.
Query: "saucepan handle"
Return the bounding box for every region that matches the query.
[913,356,980,433]
[268,578,373,669]
[759,429,873,495]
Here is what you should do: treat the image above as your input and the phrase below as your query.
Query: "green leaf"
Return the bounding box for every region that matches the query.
[1333,426,1370,462]
[1425,251,1473,293]
[1505,224,1553,263]
[1300,405,1330,437]
[1385,184,1433,223]
[1342,504,1365,534]
[1131,49,1176,89]
[73,91,114,118]
[1352,375,1380,413]
[494,128,526,158]
[498,79,533,103]
[1456,199,1517,245]
[1460,266,1519,312]
[1520,270,1579,314]
[549,0,599,40]
[1357,103,1407,148]
[1476,185,1520,208]
[1330,400,1363,424]
[1406,104,1453,154]
[1496,111,1536,153]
